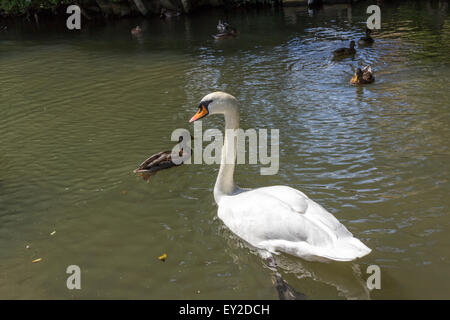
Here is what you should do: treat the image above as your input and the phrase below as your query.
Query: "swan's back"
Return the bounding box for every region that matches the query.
[218,186,371,262]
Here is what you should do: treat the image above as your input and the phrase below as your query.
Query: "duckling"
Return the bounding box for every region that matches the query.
[133,136,190,182]
[350,66,375,85]
[358,28,374,45]
[160,8,181,19]
[333,41,356,57]
[213,20,237,40]
[131,26,142,36]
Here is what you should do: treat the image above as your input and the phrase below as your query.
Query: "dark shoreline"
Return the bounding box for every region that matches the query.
[0,0,280,20]
[0,0,368,20]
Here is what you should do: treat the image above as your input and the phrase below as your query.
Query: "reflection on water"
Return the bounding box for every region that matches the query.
[0,0,449,299]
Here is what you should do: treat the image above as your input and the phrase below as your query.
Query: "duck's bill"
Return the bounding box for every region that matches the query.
[189,104,209,122]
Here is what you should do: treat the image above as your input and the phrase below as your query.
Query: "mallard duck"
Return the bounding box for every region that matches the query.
[358,28,374,45]
[160,8,181,19]
[217,20,230,33]
[213,20,237,40]
[333,41,356,57]
[350,66,375,85]
[133,136,190,182]
[131,26,142,35]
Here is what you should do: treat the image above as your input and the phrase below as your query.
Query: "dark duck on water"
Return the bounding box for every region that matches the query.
[350,66,375,85]
[213,20,237,40]
[134,136,190,182]
[160,8,181,19]
[358,28,374,45]
[131,26,142,36]
[333,41,356,58]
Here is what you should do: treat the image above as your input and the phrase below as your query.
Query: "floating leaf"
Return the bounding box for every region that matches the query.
[32,258,42,263]
[158,253,167,262]
[50,230,56,236]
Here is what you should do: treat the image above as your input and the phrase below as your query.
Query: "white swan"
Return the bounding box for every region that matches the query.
[189,92,371,262]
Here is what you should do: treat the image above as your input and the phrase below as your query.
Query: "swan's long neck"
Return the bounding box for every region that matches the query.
[214,106,240,204]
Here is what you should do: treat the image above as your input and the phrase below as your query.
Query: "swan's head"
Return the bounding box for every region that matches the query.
[189,91,238,123]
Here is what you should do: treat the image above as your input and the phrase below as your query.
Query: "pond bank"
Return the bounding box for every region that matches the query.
[0,0,363,19]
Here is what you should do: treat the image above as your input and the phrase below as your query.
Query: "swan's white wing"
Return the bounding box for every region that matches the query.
[255,186,353,239]
[218,186,371,262]
[219,189,329,246]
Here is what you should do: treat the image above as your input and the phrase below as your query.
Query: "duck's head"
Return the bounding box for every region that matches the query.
[352,68,363,82]
[131,26,142,34]
[350,40,356,49]
[189,92,238,122]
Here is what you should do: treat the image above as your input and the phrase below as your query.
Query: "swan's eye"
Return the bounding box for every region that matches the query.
[201,100,213,110]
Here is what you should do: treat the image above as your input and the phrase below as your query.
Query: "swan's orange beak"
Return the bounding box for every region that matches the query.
[189,104,209,123]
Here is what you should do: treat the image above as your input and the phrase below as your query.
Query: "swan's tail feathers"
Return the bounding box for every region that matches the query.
[327,237,372,262]
[260,237,371,262]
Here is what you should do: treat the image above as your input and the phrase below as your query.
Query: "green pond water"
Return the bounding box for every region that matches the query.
[0,0,449,299]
